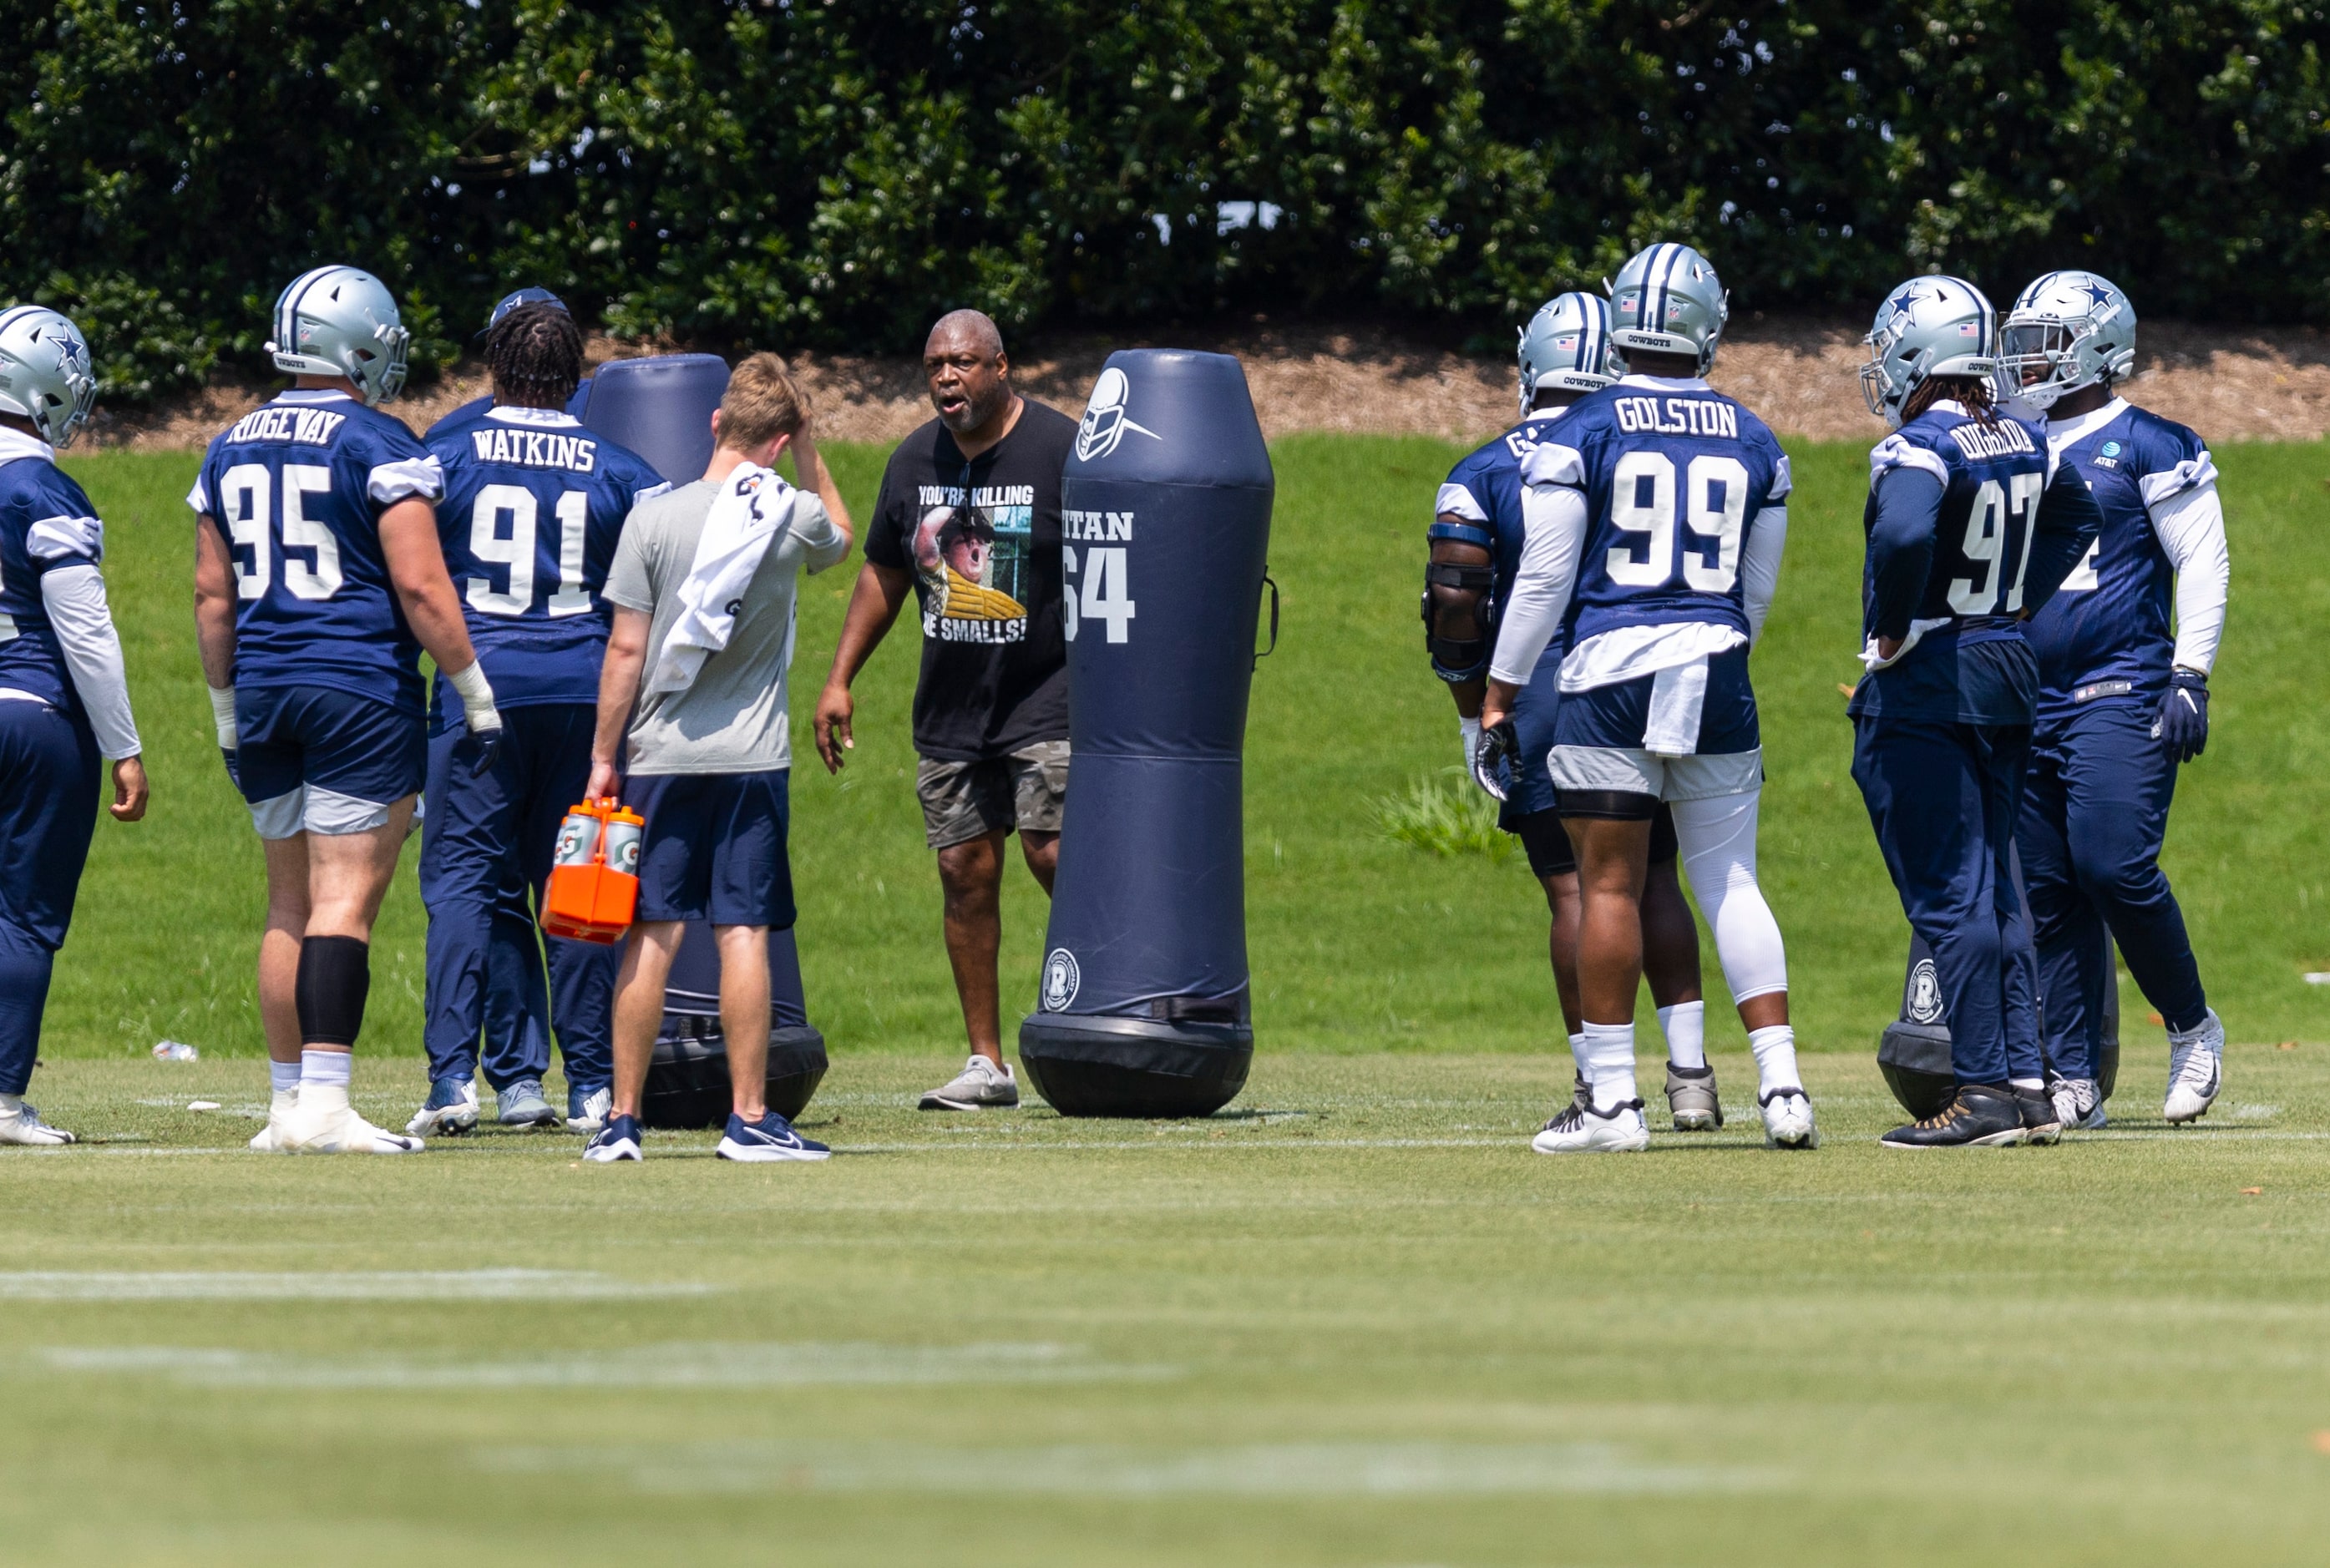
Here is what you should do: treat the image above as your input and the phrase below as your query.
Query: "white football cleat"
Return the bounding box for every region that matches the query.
[0,1102,76,1146]
[1531,1098,1649,1154]
[2164,1008,2225,1125]
[249,1089,298,1152]
[1758,1086,1820,1149]
[284,1100,424,1156]
[407,1076,479,1137]
[2048,1075,2106,1131]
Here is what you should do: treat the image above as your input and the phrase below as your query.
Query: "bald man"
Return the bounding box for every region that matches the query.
[815,311,1078,1110]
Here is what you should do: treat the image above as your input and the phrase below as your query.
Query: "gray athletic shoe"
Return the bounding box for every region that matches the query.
[2048,1075,2107,1130]
[2164,1008,2225,1125]
[406,1076,478,1137]
[1664,1062,1723,1130]
[565,1084,611,1135]
[496,1078,560,1128]
[918,1055,1021,1110]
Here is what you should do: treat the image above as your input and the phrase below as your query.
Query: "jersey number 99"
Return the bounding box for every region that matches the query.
[1607,450,1750,594]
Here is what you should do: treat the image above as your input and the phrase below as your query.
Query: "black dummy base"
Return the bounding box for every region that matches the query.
[1018,1012,1253,1119]
[641,1014,828,1130]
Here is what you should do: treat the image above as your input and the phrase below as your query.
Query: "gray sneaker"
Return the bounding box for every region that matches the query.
[1665,1062,1724,1130]
[918,1055,1021,1110]
[565,1084,611,1135]
[497,1078,560,1128]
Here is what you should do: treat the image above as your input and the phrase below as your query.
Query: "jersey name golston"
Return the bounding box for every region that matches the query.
[1611,396,1740,438]
[1946,420,2037,461]
[225,407,347,446]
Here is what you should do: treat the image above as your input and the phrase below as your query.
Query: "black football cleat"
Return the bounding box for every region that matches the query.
[1880,1083,2028,1149]
[2014,1085,2063,1146]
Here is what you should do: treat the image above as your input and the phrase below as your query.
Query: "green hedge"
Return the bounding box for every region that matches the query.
[4,1,2325,400]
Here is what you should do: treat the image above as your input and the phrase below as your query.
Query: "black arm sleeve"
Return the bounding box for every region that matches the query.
[2019,463,2105,618]
[1867,468,1946,641]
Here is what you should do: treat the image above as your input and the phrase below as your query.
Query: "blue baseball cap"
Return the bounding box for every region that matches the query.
[480,287,568,337]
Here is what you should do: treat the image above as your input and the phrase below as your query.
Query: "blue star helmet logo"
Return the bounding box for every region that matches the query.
[2076,281,2115,309]
[1887,286,1927,317]
[58,336,88,373]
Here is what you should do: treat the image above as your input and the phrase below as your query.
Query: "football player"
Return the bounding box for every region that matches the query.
[1481,244,1812,1153]
[1848,276,2101,1148]
[191,266,503,1155]
[1429,293,1720,1131]
[0,306,147,1145]
[409,301,669,1137]
[2001,271,2229,1128]
[426,288,593,439]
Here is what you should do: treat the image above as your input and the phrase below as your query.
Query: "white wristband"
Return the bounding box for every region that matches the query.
[445,660,503,731]
[207,685,238,750]
[1459,715,1482,774]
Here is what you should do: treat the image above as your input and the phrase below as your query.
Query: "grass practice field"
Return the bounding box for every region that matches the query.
[13,431,2330,1563]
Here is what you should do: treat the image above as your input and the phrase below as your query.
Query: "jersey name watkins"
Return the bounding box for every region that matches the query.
[466,427,599,473]
[1062,508,1134,541]
[1945,420,2037,461]
[918,482,1036,509]
[1612,396,1740,439]
[225,406,347,447]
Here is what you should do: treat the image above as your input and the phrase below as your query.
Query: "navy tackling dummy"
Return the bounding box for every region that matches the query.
[192,266,504,1156]
[1482,244,1813,1154]
[1428,293,1716,1132]
[411,301,669,1137]
[2001,271,2230,1129]
[1849,276,2101,1149]
[0,306,147,1146]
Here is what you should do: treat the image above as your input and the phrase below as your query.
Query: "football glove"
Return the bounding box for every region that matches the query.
[1470,717,1518,802]
[2154,670,2209,762]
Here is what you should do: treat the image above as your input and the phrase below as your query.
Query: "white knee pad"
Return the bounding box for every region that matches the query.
[1668,787,1788,1005]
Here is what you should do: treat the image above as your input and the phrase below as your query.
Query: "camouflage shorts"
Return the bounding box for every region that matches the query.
[914,740,1070,850]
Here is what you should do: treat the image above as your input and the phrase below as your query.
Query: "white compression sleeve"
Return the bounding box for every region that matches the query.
[1487,483,1588,685]
[1669,787,1788,1005]
[2150,481,2229,675]
[1740,503,1787,647]
[38,564,140,759]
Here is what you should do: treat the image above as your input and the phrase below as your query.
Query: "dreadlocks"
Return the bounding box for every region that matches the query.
[484,301,585,409]
[1901,373,2000,429]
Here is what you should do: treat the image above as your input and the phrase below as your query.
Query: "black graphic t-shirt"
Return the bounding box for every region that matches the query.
[865,399,1075,760]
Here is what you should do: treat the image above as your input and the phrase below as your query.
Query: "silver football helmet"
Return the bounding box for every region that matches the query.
[1998,271,2135,411]
[1859,276,1997,428]
[266,266,410,405]
[0,306,99,448]
[1516,291,1617,418]
[1608,243,1728,377]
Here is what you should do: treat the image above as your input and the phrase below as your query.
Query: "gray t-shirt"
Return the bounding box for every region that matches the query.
[603,477,847,776]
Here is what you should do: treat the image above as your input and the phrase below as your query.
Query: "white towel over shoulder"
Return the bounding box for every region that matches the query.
[647,463,798,695]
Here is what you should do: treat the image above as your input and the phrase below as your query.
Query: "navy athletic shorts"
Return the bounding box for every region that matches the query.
[235,685,427,838]
[628,768,796,928]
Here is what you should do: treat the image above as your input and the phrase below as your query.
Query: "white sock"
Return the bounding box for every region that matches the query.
[2009,1076,2044,1091]
[0,1092,21,1118]
[1567,1032,1588,1083]
[269,1060,301,1095]
[300,1049,352,1114]
[1583,1023,1638,1110]
[1658,1001,1706,1070]
[1747,1024,1800,1095]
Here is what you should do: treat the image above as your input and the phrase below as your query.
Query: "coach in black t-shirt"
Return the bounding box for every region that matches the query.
[816,309,1076,1111]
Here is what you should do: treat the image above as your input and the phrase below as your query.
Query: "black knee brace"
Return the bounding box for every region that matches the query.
[295,935,372,1047]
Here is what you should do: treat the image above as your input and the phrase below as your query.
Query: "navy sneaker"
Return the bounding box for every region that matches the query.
[582,1114,643,1163]
[716,1110,830,1163]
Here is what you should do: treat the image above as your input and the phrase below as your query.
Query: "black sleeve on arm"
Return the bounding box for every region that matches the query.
[861,468,908,569]
[2020,463,2105,617]
[1867,467,1946,640]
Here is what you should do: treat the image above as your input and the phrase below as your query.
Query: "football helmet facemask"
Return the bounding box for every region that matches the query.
[0,306,98,448]
[1998,270,2135,412]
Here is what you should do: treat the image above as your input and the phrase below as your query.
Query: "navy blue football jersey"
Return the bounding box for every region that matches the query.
[2026,403,2212,720]
[0,438,104,716]
[189,390,445,716]
[1517,380,1791,648]
[424,380,595,443]
[428,406,668,716]
[1434,412,1575,611]
[1858,402,2052,645]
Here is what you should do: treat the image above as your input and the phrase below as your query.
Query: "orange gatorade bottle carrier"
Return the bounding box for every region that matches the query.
[543,798,644,943]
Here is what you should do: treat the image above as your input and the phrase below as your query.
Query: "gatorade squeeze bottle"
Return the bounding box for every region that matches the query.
[544,799,644,943]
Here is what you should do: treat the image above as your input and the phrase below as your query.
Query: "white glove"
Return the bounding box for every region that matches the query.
[445,660,503,734]
[207,685,238,750]
[1459,716,1482,776]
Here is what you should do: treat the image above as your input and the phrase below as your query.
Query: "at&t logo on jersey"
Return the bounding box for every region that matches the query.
[1041,948,1081,1011]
